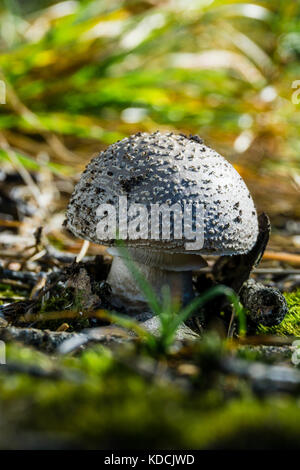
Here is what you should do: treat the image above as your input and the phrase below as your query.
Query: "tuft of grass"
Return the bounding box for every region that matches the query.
[258,290,300,337]
[113,241,246,354]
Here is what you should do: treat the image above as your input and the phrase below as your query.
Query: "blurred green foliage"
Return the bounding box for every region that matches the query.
[2,340,300,449]
[0,0,298,220]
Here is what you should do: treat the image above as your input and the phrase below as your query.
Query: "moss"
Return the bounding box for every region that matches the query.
[1,342,300,449]
[39,286,81,314]
[236,346,267,363]
[236,345,293,363]
[258,290,300,337]
[36,287,90,331]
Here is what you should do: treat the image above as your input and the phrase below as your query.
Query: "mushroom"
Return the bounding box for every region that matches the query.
[65,132,258,312]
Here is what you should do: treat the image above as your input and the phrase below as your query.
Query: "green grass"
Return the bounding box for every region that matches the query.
[0,147,74,176]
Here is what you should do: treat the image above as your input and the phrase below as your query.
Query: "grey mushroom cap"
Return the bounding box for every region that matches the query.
[66,131,258,256]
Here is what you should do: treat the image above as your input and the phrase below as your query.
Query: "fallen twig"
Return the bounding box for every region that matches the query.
[0,267,44,285]
[263,251,300,266]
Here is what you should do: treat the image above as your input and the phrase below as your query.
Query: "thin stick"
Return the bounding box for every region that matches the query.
[0,219,24,228]
[198,267,300,275]
[263,251,300,265]
[253,268,300,275]
[227,310,235,338]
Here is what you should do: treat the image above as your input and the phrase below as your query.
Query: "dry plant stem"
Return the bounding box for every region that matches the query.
[263,251,300,266]
[227,310,236,338]
[0,279,30,289]
[18,309,101,323]
[234,336,296,346]
[29,275,47,300]
[56,323,69,332]
[0,219,23,228]
[252,268,300,274]
[35,272,66,301]
[0,268,41,284]
[17,309,150,341]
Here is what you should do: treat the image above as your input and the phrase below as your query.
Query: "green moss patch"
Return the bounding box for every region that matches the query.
[0,342,300,449]
[258,290,300,337]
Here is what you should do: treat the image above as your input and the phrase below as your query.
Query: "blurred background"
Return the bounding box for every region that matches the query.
[0,0,300,451]
[0,0,299,256]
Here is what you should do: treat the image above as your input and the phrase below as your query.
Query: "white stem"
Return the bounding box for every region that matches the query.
[107,256,194,313]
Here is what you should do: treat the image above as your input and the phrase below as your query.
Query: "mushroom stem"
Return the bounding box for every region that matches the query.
[107,255,194,312]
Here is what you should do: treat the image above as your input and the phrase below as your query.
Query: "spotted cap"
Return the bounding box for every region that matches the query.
[65,131,258,256]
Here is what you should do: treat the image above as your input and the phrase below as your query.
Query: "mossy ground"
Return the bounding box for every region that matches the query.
[0,336,300,450]
[258,290,300,337]
[1,281,300,449]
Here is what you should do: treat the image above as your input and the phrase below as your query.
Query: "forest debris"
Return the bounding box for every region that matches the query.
[0,317,8,327]
[236,335,295,346]
[58,325,133,354]
[0,278,31,290]
[203,213,288,334]
[0,326,79,353]
[57,332,89,354]
[65,267,100,310]
[177,363,200,377]
[30,274,47,299]
[56,323,69,332]
[0,246,85,266]
[0,267,43,285]
[141,316,199,342]
[58,317,199,355]
[0,219,23,228]
[237,344,294,362]
[240,279,288,327]
[0,300,35,323]
[0,360,85,383]
[220,356,300,395]
[0,258,111,326]
[59,329,182,388]
[16,308,109,325]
